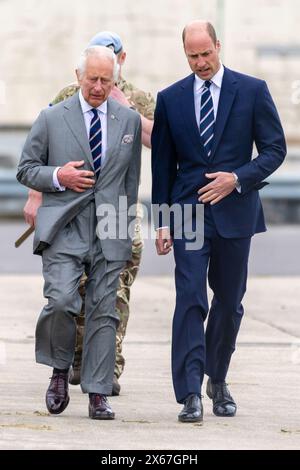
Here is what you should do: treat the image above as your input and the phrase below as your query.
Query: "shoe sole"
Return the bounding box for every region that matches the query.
[212,409,236,417]
[89,411,115,420]
[178,416,203,423]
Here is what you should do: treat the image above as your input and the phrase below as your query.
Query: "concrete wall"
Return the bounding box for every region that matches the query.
[0,0,216,123]
[1,0,299,141]
[222,0,300,142]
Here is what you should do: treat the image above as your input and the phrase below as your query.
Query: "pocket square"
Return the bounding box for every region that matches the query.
[122,134,134,144]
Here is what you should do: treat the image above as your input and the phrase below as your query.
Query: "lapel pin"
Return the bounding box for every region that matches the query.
[111,114,115,120]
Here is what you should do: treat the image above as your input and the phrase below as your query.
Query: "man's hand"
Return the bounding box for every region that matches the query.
[23,189,42,226]
[57,161,95,192]
[155,228,173,255]
[110,86,131,107]
[198,172,236,205]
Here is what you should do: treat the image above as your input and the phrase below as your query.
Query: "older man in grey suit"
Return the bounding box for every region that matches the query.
[17,46,141,420]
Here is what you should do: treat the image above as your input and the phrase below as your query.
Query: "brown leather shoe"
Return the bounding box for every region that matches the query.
[45,372,70,415]
[88,394,115,420]
[112,375,121,396]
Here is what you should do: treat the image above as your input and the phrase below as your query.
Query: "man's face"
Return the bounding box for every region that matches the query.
[76,55,115,107]
[184,31,221,80]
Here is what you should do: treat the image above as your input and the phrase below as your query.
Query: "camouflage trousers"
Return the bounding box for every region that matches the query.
[74,219,143,379]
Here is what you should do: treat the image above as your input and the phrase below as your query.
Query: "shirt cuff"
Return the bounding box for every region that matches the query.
[232,172,241,193]
[53,167,66,191]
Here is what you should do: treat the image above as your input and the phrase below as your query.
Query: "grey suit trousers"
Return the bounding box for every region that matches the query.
[35,201,125,395]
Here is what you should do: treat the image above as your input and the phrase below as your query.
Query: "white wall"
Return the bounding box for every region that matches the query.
[0,0,216,123]
[0,0,299,138]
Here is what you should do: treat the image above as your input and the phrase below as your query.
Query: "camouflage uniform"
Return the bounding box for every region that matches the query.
[51,79,155,379]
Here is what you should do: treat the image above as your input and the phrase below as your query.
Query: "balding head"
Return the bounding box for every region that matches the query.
[182,20,217,46]
[182,20,221,81]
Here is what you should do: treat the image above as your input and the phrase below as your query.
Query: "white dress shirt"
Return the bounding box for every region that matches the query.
[193,63,241,192]
[53,90,108,191]
[194,63,224,127]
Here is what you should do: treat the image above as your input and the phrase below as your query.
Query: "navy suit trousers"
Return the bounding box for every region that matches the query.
[172,206,251,403]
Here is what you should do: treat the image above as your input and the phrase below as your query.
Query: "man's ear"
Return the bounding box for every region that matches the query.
[118,51,126,66]
[216,40,221,53]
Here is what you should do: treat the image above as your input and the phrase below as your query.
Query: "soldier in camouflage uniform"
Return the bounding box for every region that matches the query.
[23,31,155,395]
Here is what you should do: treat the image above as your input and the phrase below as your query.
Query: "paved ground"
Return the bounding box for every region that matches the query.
[0,275,299,450]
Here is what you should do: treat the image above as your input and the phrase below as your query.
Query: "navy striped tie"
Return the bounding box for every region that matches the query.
[199,80,215,158]
[89,108,102,177]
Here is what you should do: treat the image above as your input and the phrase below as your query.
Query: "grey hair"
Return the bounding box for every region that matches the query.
[76,45,119,82]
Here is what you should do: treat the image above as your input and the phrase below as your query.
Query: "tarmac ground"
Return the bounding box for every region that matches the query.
[0,274,300,450]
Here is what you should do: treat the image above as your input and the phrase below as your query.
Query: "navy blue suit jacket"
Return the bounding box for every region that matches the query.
[151,67,286,238]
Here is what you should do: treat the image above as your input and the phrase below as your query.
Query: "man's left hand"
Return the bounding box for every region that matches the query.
[198,172,236,205]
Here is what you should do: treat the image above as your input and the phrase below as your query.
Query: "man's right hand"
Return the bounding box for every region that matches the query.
[23,189,43,227]
[57,161,95,192]
[155,228,173,255]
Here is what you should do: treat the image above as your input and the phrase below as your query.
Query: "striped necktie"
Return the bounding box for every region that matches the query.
[89,108,102,177]
[199,80,215,158]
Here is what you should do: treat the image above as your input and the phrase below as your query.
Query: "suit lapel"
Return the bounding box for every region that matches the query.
[63,93,94,167]
[210,67,238,159]
[180,74,208,161]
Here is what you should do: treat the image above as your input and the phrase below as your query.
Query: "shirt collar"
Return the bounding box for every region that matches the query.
[79,89,107,115]
[194,63,224,91]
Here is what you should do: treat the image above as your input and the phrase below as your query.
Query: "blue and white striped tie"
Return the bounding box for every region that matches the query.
[199,80,215,158]
[89,108,102,177]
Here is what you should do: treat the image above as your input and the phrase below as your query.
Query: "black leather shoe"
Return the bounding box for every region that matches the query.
[89,394,115,420]
[178,394,203,423]
[206,378,237,417]
[69,350,82,385]
[69,365,81,385]
[46,372,70,415]
[112,376,121,396]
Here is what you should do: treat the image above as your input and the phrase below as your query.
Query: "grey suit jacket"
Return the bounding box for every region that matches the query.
[17,93,142,261]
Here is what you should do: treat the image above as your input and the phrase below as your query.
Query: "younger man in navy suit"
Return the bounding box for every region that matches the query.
[151,20,286,423]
